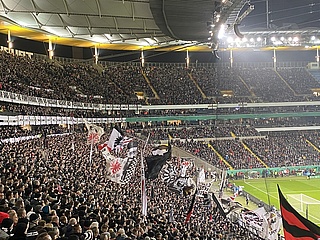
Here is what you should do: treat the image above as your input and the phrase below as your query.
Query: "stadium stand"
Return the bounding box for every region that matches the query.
[2,47,320,240]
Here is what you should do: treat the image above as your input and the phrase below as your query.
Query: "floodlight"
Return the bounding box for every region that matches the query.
[227,37,234,43]
[218,24,225,39]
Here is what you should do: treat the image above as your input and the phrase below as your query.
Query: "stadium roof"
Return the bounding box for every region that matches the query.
[0,0,319,51]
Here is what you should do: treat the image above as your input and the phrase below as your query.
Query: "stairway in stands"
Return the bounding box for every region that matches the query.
[308,69,320,83]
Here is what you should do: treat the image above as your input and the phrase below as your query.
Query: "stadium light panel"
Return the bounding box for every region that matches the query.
[218,24,225,39]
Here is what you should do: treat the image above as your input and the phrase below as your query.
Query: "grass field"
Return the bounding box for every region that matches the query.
[231,176,320,225]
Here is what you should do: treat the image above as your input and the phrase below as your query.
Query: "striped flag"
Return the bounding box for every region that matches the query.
[278,185,320,240]
[185,190,197,224]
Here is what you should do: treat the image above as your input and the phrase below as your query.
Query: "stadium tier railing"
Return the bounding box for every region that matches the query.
[30,49,311,69]
[227,165,320,178]
[3,90,320,111]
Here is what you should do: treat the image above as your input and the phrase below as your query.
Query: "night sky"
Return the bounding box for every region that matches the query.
[241,0,320,31]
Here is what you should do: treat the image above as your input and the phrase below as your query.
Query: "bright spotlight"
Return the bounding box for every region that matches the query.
[227,37,234,43]
[293,36,299,42]
[271,37,276,42]
[288,37,293,41]
[311,36,316,41]
[257,37,262,42]
[249,38,254,42]
[280,37,285,41]
[218,24,225,39]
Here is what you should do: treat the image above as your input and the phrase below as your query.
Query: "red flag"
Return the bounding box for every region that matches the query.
[185,190,197,224]
[278,185,320,240]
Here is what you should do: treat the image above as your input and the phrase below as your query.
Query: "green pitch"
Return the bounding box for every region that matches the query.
[231,176,320,225]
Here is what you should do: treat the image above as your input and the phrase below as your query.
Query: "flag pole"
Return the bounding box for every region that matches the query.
[141,133,150,217]
[264,168,271,208]
[89,137,93,164]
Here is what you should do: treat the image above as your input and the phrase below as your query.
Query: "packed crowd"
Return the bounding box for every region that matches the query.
[170,126,320,170]
[2,121,320,172]
[0,129,264,240]
[143,66,205,105]
[277,68,319,95]
[243,131,320,168]
[190,67,250,100]
[140,124,260,142]
[1,50,320,106]
[234,67,303,102]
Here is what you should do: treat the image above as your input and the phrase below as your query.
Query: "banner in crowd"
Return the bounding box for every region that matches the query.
[106,141,138,184]
[162,157,196,196]
[239,207,281,240]
[145,143,172,180]
[106,126,132,152]
[84,121,104,144]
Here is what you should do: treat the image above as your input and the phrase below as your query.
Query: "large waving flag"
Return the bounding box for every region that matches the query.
[145,143,172,180]
[278,185,320,240]
[107,127,132,152]
[84,121,104,144]
[106,141,138,184]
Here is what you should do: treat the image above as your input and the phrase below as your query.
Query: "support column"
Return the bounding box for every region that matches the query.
[266,0,269,29]
[186,49,190,68]
[273,48,277,69]
[316,47,319,63]
[94,45,99,64]
[141,50,145,67]
[48,39,54,60]
[230,49,233,68]
[7,30,13,49]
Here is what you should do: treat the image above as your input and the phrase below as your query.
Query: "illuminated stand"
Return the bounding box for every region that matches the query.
[316,47,319,64]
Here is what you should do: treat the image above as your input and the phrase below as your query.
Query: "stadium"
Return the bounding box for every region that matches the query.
[1,0,320,239]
